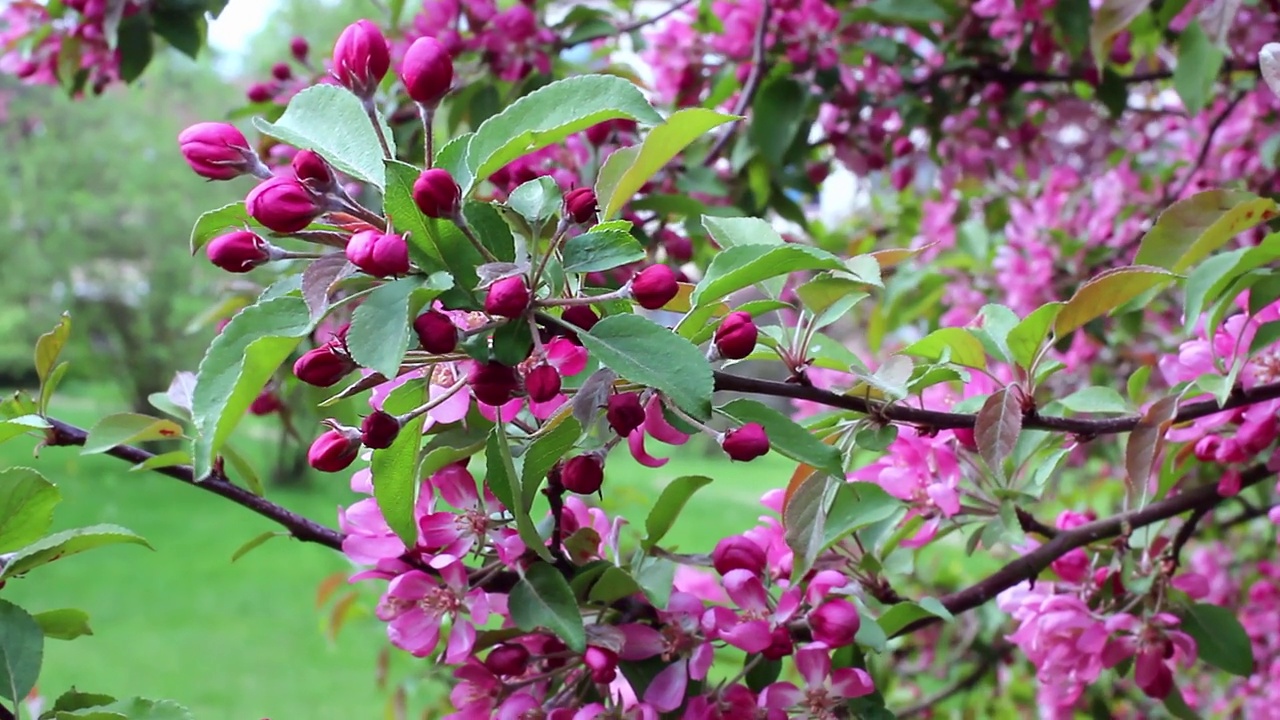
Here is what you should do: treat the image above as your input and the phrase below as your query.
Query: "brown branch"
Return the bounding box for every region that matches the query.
[702,0,771,165]
[891,463,1272,639]
[1015,506,1057,539]
[712,371,1280,437]
[42,418,345,551]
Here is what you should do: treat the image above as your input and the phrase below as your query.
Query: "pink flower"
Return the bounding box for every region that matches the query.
[616,593,715,712]
[479,337,588,421]
[759,646,875,713]
[416,464,509,568]
[706,570,801,654]
[377,562,490,661]
[850,427,962,547]
[997,582,1112,709]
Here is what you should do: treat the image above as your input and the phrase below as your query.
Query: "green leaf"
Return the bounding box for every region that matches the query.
[598,107,736,220]
[1135,190,1279,273]
[561,229,646,273]
[188,202,250,255]
[191,296,313,479]
[255,84,393,189]
[876,599,952,636]
[508,176,563,225]
[466,75,664,190]
[717,399,843,475]
[230,531,284,563]
[151,7,204,59]
[901,328,987,369]
[521,417,582,511]
[1163,686,1204,720]
[587,566,643,605]
[57,698,193,720]
[783,471,831,581]
[1059,386,1133,414]
[632,554,677,609]
[33,608,92,641]
[0,599,41,704]
[1006,302,1064,369]
[1179,602,1254,677]
[81,414,183,455]
[749,77,806,166]
[1,524,151,579]
[1125,395,1179,490]
[577,315,713,419]
[822,482,904,551]
[384,160,444,269]
[796,275,870,315]
[50,689,115,713]
[1054,266,1178,336]
[489,423,551,561]
[0,467,60,553]
[348,276,447,379]
[595,146,640,220]
[1172,22,1225,116]
[127,451,191,474]
[35,313,70,414]
[856,0,950,23]
[509,563,586,652]
[219,444,264,497]
[373,383,427,547]
[693,244,846,306]
[115,13,153,82]
[641,476,713,550]
[1055,0,1092,57]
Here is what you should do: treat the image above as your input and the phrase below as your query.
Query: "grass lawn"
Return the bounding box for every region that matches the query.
[0,385,792,719]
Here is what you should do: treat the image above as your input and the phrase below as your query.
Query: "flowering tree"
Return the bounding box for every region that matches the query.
[8,0,1280,717]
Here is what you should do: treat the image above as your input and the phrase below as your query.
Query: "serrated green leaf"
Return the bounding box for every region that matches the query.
[1172,21,1225,116]
[255,84,393,189]
[561,229,646,273]
[1135,190,1279,273]
[508,176,562,225]
[510,563,585,651]
[35,313,70,414]
[576,315,713,420]
[0,467,60,553]
[489,422,550,561]
[1054,266,1177,336]
[0,599,41,704]
[82,414,183,455]
[521,417,581,511]
[1007,302,1064,369]
[749,77,807,166]
[694,244,846,306]
[876,599,952,637]
[373,383,427,547]
[348,276,450,378]
[0,416,50,447]
[1,524,151,579]
[901,328,987,369]
[1179,602,1254,677]
[384,159,446,269]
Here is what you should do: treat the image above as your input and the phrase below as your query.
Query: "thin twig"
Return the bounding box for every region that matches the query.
[703,0,772,165]
[897,641,1011,718]
[555,0,697,50]
[1166,505,1212,569]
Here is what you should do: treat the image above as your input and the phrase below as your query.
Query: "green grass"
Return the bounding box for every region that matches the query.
[0,386,790,718]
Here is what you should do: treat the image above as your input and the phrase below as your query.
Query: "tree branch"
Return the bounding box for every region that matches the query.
[712,371,1280,437]
[42,418,344,552]
[702,0,771,165]
[554,0,697,50]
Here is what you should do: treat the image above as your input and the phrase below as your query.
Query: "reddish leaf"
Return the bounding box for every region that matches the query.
[975,388,1023,476]
[1125,395,1180,493]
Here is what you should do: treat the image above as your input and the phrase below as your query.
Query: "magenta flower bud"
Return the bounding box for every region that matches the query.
[484,276,530,318]
[524,364,561,403]
[360,410,401,450]
[178,122,253,180]
[292,150,332,189]
[808,599,861,648]
[248,390,282,416]
[484,643,530,676]
[414,310,458,354]
[606,393,645,437]
[290,36,309,61]
[714,311,758,360]
[400,36,454,107]
[661,231,693,262]
[760,626,794,661]
[561,454,604,495]
[562,305,599,331]
[721,423,770,462]
[583,646,618,684]
[563,187,598,225]
[467,361,519,406]
[332,19,390,98]
[293,345,355,387]
[346,230,410,277]
[953,427,977,451]
[206,230,271,273]
[246,176,322,233]
[308,427,360,473]
[712,535,767,576]
[246,83,274,104]
[271,62,292,81]
[629,265,679,310]
[412,168,461,218]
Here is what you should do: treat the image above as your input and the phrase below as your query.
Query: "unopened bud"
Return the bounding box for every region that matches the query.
[524,364,561,403]
[400,36,454,107]
[290,36,309,61]
[246,176,322,233]
[563,187,597,225]
[721,423,769,462]
[808,599,861,648]
[629,265,679,310]
[360,411,401,449]
[178,122,254,181]
[346,230,410,277]
[412,168,461,218]
[292,150,332,189]
[713,311,758,360]
[271,62,292,81]
[712,535,767,576]
[308,427,360,472]
[332,19,390,98]
[605,393,645,437]
[467,361,520,406]
[293,345,355,387]
[484,643,530,676]
[484,276,530,318]
[206,230,271,273]
[561,454,604,495]
[562,305,599,332]
[414,310,459,354]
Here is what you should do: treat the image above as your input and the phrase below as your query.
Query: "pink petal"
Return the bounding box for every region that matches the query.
[759,682,802,709]
[723,569,770,611]
[545,338,588,375]
[350,468,374,494]
[430,384,473,424]
[794,647,831,689]
[829,667,874,699]
[644,396,690,445]
[418,512,462,548]
[642,657,688,712]
[444,619,476,663]
[389,570,435,599]
[530,394,568,420]
[342,534,407,565]
[628,429,670,467]
[719,619,772,653]
[439,560,469,590]
[432,464,480,509]
[618,624,665,660]
[371,368,425,410]
[689,642,714,680]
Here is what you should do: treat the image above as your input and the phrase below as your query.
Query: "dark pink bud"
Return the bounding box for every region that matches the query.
[630,265,679,310]
[484,276,530,318]
[412,168,462,218]
[308,428,360,472]
[721,423,769,462]
[891,136,913,157]
[760,626,794,660]
[808,599,861,647]
[1134,649,1173,699]
[605,393,645,437]
[292,150,332,189]
[484,643,530,676]
[246,176,322,233]
[360,411,401,449]
[293,345,355,387]
[953,427,977,451]
[563,187,597,225]
[290,36,309,61]
[583,646,618,684]
[891,164,914,192]
[206,230,270,273]
[178,122,253,180]
[660,231,693,262]
[712,535,766,576]
[271,62,292,81]
[332,19,390,97]
[467,361,519,406]
[248,391,282,416]
[561,454,604,495]
[246,83,274,104]
[414,310,458,354]
[713,311,758,360]
[562,305,599,331]
[524,364,561,403]
[346,230,410,277]
[400,36,454,107]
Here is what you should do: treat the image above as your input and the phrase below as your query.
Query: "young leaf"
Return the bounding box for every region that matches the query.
[0,467,60,553]
[509,563,586,652]
[1054,266,1177,336]
[577,314,713,419]
[598,107,737,220]
[717,399,843,475]
[1172,22,1225,116]
[0,524,152,579]
[692,244,846,306]
[255,84,393,189]
[301,253,353,321]
[632,554,677,609]
[508,176,563,225]
[489,422,551,561]
[128,450,192,474]
[1179,602,1254,677]
[57,697,194,719]
[466,75,664,190]
[372,383,427,547]
[561,229,646,273]
[876,600,952,637]
[231,531,285,563]
[1134,190,1278,273]
[0,415,50,447]
[587,566,643,605]
[1006,302,1064,369]
[749,77,807,166]
[1125,395,1179,491]
[81,413,183,455]
[642,475,713,550]
[901,328,987,369]
[35,313,70,413]
[976,388,1023,476]
[521,416,582,511]
[1059,386,1133,414]
[702,216,785,248]
[188,202,253,254]
[822,482,904,551]
[348,275,451,379]
[0,599,42,704]
[191,296,314,479]
[33,608,92,641]
[783,471,831,581]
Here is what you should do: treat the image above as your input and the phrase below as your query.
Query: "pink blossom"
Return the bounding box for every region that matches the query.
[759,646,875,714]
[377,562,490,661]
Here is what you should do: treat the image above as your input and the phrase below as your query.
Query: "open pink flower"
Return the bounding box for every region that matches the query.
[706,569,801,654]
[616,592,715,712]
[377,562,490,661]
[759,646,874,714]
[416,463,513,568]
[850,427,962,547]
